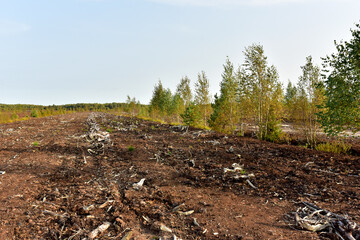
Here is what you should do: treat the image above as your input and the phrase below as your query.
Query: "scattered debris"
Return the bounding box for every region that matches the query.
[160,223,173,233]
[207,140,220,146]
[2,112,360,240]
[193,218,200,227]
[287,202,360,240]
[88,221,111,239]
[246,179,258,189]
[152,221,173,233]
[171,125,189,132]
[172,203,185,212]
[82,112,111,155]
[0,171,5,175]
[82,204,95,212]
[120,230,133,240]
[99,199,113,209]
[224,163,244,173]
[133,178,146,190]
[227,146,234,153]
[177,210,194,216]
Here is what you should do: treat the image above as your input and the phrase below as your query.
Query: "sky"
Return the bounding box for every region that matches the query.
[0,0,359,105]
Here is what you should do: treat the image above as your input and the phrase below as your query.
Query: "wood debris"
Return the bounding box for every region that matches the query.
[88,221,111,239]
[82,112,111,155]
[288,202,360,240]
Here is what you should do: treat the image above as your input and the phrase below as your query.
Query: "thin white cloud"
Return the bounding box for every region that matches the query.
[146,0,342,7]
[0,20,31,36]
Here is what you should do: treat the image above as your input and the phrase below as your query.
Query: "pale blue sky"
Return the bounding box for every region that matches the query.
[0,0,359,105]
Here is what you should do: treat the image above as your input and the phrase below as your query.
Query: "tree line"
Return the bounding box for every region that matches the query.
[146,22,360,147]
[1,22,358,149]
[0,102,146,123]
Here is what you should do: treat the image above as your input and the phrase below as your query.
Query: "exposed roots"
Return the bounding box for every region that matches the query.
[287,202,360,240]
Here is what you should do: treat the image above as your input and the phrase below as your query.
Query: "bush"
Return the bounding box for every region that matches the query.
[315,141,351,154]
[181,102,201,128]
[10,113,19,120]
[30,110,39,118]
[263,121,283,142]
[0,113,11,123]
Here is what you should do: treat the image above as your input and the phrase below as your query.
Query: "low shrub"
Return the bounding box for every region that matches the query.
[315,141,351,154]
[11,113,19,120]
[30,110,39,118]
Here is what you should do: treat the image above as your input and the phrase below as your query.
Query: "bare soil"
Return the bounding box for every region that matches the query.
[0,112,359,239]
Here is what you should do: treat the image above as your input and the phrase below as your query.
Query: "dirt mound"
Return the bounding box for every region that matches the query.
[0,113,359,239]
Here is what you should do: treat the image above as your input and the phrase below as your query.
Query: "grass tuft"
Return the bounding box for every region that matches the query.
[315,141,351,154]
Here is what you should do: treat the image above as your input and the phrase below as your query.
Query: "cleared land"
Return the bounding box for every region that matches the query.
[0,112,359,239]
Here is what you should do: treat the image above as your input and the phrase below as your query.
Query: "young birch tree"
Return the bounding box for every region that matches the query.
[176,76,192,112]
[295,56,325,148]
[194,71,211,127]
[284,81,297,121]
[238,44,283,141]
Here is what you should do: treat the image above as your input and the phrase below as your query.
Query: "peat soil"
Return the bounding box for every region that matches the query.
[0,112,359,240]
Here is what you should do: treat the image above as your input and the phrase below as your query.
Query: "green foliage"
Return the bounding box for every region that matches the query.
[262,107,283,142]
[30,110,39,118]
[238,44,283,140]
[168,93,183,122]
[176,76,192,109]
[128,146,135,152]
[10,113,19,120]
[33,141,39,147]
[0,103,136,124]
[181,102,201,127]
[209,57,240,134]
[0,112,11,123]
[294,56,325,148]
[194,71,212,127]
[315,141,351,154]
[149,81,173,119]
[125,96,141,117]
[319,22,360,136]
[284,81,297,120]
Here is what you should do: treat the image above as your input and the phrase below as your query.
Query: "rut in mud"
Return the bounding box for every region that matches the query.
[0,112,359,239]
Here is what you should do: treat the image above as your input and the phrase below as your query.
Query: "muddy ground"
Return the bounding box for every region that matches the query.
[0,112,359,240]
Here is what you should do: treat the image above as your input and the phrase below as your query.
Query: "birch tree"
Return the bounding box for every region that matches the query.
[194,71,211,127]
[238,44,283,141]
[176,76,192,112]
[295,56,325,147]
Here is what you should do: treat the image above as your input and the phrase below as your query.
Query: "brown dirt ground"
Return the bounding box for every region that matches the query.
[0,112,359,240]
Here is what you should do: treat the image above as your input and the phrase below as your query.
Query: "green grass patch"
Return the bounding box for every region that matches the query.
[315,141,351,154]
[106,127,114,133]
